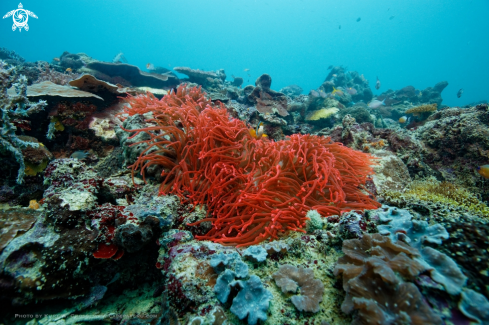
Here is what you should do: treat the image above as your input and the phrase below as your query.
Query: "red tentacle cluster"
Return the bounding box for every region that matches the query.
[122,85,380,246]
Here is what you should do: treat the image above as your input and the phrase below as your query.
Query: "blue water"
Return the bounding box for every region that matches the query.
[1,0,488,106]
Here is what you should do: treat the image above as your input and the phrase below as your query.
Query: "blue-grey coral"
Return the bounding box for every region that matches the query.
[459,288,489,324]
[0,60,47,183]
[243,246,268,262]
[376,206,448,248]
[210,252,272,324]
[230,275,274,325]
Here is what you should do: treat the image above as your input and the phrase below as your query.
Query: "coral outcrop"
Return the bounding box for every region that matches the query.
[121,85,380,246]
[0,61,47,183]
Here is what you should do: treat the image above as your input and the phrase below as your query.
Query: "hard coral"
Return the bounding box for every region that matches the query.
[405,103,437,116]
[0,60,47,183]
[122,85,380,246]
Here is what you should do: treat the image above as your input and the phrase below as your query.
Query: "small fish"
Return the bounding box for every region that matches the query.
[356,17,361,22]
[318,90,327,98]
[53,58,60,62]
[477,165,489,179]
[71,150,90,160]
[346,87,357,95]
[249,122,268,139]
[389,16,395,20]
[146,63,155,70]
[244,68,250,72]
[310,90,319,98]
[375,76,381,90]
[113,52,128,64]
[457,88,463,98]
[398,116,408,123]
[368,99,386,109]
[332,74,338,78]
[331,87,344,97]
[29,199,40,210]
[65,68,72,73]
[327,65,333,69]
[339,25,341,29]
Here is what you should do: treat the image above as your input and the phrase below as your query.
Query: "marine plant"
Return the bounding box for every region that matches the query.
[121,85,380,246]
[0,60,47,183]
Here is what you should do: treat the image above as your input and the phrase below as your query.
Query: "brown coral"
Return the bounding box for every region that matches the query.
[334,233,442,324]
[0,208,38,253]
[273,264,324,313]
[405,103,437,116]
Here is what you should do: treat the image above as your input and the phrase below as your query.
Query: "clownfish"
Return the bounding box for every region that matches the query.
[477,165,489,179]
[249,122,268,139]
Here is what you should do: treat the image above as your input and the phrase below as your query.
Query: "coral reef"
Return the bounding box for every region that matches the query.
[273,264,325,313]
[248,74,289,117]
[382,177,489,217]
[0,61,47,183]
[321,66,373,104]
[121,85,380,246]
[86,61,179,88]
[377,81,448,108]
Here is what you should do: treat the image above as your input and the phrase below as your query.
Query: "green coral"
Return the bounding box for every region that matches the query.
[381,177,489,217]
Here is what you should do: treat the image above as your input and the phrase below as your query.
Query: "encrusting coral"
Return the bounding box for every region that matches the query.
[0,60,47,183]
[120,85,381,246]
[382,177,489,217]
[273,264,325,313]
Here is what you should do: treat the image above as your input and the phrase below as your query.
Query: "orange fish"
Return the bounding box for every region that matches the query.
[29,199,40,210]
[249,122,268,139]
[65,68,72,72]
[477,165,489,179]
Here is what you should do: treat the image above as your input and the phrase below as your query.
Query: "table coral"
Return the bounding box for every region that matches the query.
[121,85,381,246]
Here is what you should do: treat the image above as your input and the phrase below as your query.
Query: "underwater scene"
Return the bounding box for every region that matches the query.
[1,0,489,324]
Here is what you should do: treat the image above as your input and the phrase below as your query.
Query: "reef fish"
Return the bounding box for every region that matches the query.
[368,99,386,109]
[65,68,72,72]
[398,116,408,123]
[477,165,489,179]
[346,87,357,95]
[146,63,155,71]
[356,17,361,22]
[375,77,381,90]
[71,150,90,160]
[249,122,267,139]
[457,88,463,98]
[310,90,319,98]
[331,87,344,96]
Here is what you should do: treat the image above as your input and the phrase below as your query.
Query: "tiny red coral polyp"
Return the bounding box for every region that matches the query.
[121,85,380,246]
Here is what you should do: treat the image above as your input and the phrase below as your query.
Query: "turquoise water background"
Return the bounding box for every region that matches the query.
[1,0,487,107]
